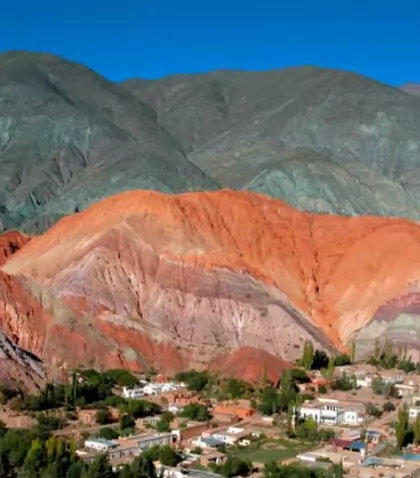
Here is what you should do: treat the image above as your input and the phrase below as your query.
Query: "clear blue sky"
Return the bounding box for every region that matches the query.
[1,0,419,85]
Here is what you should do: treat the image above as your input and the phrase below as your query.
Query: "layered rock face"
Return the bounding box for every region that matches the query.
[4,189,420,376]
[0,232,45,390]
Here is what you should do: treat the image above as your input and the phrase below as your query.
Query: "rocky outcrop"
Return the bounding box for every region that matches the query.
[0,232,45,389]
[4,189,420,376]
[208,347,292,384]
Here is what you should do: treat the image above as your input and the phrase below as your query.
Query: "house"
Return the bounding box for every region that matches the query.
[331,438,366,453]
[85,438,118,452]
[200,450,227,467]
[396,383,419,397]
[192,436,225,449]
[173,421,210,442]
[118,432,173,451]
[297,399,363,426]
[122,386,145,399]
[211,426,248,445]
[213,400,254,420]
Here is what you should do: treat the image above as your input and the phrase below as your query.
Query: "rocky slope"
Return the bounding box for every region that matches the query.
[401,84,420,97]
[0,51,217,233]
[0,232,45,390]
[4,189,420,376]
[124,68,420,219]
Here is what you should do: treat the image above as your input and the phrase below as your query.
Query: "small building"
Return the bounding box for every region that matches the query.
[211,426,248,445]
[396,383,419,397]
[122,386,145,399]
[85,438,118,452]
[213,400,254,420]
[297,399,363,426]
[192,436,226,449]
[118,432,173,451]
[173,421,210,442]
[331,438,366,453]
[200,450,227,467]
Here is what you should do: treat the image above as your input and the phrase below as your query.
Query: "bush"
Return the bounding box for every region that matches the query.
[156,419,171,432]
[366,402,382,418]
[383,401,396,412]
[101,369,138,388]
[174,370,210,391]
[99,427,119,440]
[36,413,65,431]
[95,408,113,425]
[119,414,135,430]
[179,403,211,421]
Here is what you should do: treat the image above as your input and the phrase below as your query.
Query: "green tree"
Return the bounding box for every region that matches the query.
[83,454,113,478]
[216,456,251,477]
[99,427,119,440]
[119,414,135,430]
[258,388,280,416]
[179,403,210,421]
[67,462,84,478]
[129,454,157,478]
[372,339,382,364]
[414,415,420,445]
[301,340,314,370]
[396,404,409,450]
[325,357,335,380]
[22,438,47,478]
[0,449,11,478]
[334,460,344,478]
[158,446,179,467]
[350,340,356,363]
[156,419,171,432]
[383,402,395,413]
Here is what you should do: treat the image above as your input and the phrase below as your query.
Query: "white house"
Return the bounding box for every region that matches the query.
[211,426,247,445]
[85,438,117,452]
[296,399,362,426]
[122,386,145,399]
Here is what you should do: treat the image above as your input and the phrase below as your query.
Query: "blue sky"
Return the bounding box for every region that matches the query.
[1,0,419,85]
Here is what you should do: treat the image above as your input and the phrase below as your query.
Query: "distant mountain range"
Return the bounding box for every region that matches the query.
[1,51,420,233]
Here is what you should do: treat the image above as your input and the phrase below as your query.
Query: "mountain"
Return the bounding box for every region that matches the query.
[401,84,420,97]
[123,68,420,219]
[4,189,420,381]
[0,232,44,390]
[0,51,217,233]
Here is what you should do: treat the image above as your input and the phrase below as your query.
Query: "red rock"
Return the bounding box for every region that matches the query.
[208,346,292,383]
[4,189,420,380]
[0,231,31,266]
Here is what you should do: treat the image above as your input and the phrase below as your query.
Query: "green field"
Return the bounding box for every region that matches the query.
[230,439,307,464]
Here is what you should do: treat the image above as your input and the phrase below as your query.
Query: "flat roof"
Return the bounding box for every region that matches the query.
[201,437,225,447]
[86,438,117,447]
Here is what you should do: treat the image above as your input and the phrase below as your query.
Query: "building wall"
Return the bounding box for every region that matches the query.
[213,405,254,419]
[180,422,209,441]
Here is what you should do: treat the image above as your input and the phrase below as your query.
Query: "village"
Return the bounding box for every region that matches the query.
[4,348,420,477]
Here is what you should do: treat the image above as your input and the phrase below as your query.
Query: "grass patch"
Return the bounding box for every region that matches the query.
[229,439,308,464]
